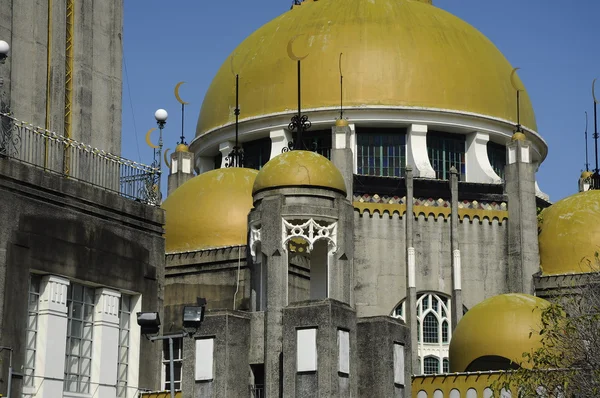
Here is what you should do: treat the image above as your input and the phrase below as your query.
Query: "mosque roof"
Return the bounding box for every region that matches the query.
[197,0,536,136]
[162,168,258,252]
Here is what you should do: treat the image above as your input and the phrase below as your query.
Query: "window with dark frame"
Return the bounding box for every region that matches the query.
[163,337,183,390]
[243,138,272,170]
[487,141,507,179]
[427,131,466,180]
[357,128,406,177]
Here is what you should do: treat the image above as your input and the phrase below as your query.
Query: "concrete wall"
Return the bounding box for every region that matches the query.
[0,159,164,396]
[353,211,508,317]
[164,247,252,329]
[0,0,122,154]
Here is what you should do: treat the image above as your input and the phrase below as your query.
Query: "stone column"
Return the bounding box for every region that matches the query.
[328,198,354,306]
[168,147,195,196]
[406,124,435,178]
[405,167,419,373]
[331,120,354,200]
[449,167,463,329]
[91,288,121,398]
[259,195,287,398]
[505,133,539,294]
[35,275,70,398]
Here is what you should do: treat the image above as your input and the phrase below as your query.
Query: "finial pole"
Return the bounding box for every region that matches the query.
[585,111,589,172]
[297,59,302,147]
[339,53,344,121]
[516,90,521,131]
[225,74,244,167]
[284,35,311,152]
[594,99,598,174]
[180,102,186,145]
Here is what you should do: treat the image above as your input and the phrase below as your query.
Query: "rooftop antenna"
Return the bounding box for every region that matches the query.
[585,111,590,172]
[174,82,189,145]
[226,55,243,167]
[284,34,311,151]
[510,68,522,132]
[339,52,344,121]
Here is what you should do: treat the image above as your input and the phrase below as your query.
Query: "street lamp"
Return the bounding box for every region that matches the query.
[0,40,9,64]
[0,40,9,89]
[152,109,167,201]
[136,297,206,398]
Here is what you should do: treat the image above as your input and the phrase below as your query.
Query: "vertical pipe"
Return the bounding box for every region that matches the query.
[405,167,419,373]
[450,167,463,329]
[168,337,175,398]
[6,349,12,398]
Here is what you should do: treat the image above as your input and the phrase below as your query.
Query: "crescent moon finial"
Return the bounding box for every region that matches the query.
[164,149,172,169]
[145,128,159,149]
[510,67,522,92]
[174,81,189,105]
[593,78,598,104]
[287,34,309,61]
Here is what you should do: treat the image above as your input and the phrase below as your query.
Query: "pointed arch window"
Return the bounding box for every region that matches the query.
[392,292,458,375]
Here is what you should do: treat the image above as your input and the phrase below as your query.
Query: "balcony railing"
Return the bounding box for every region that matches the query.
[250,384,264,398]
[0,112,161,205]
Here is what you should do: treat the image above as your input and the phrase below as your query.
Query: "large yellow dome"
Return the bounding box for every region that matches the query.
[539,190,600,275]
[162,168,258,252]
[449,294,549,373]
[197,0,536,136]
[253,150,346,195]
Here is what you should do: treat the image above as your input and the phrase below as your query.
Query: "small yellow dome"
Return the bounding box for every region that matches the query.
[162,168,258,252]
[539,190,600,275]
[449,293,550,373]
[581,170,594,179]
[175,143,189,152]
[197,0,536,136]
[511,131,527,141]
[253,150,346,195]
[335,118,349,127]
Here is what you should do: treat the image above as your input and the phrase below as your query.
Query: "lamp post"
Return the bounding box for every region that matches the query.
[137,298,206,398]
[154,109,167,200]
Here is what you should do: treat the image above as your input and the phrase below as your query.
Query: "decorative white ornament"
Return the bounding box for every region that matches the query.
[282,218,337,254]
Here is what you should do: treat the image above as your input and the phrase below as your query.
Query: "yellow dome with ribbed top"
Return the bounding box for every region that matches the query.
[253,150,346,195]
[449,294,550,373]
[539,189,600,275]
[196,0,536,137]
[162,168,258,253]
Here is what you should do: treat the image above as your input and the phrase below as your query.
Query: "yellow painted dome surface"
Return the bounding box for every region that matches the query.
[539,190,600,275]
[449,293,549,373]
[162,168,258,252]
[197,0,536,136]
[253,150,346,194]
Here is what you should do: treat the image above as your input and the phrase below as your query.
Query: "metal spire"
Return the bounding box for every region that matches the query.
[225,74,244,167]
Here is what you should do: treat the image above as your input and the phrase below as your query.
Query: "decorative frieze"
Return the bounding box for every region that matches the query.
[282,218,337,254]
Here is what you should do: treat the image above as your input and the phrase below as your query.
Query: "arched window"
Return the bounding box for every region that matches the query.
[423,356,440,374]
[392,292,457,375]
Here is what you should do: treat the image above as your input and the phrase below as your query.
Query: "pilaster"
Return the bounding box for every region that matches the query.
[406,124,435,178]
[404,167,419,373]
[465,131,502,183]
[35,275,70,398]
[450,168,463,329]
[331,123,354,200]
[168,149,195,196]
[91,288,121,398]
[505,135,539,294]
[269,129,293,159]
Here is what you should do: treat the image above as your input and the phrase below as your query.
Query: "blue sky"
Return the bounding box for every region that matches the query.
[122,0,600,202]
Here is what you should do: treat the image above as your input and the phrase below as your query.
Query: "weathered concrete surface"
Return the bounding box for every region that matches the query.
[282,299,358,398]
[0,159,164,397]
[353,211,509,317]
[357,316,411,398]
[0,0,122,153]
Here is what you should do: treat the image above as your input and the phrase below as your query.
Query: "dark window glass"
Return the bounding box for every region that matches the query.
[243,138,272,170]
[423,313,439,343]
[443,358,449,373]
[487,141,507,179]
[357,128,406,177]
[424,356,440,375]
[214,153,222,170]
[427,131,466,180]
[299,129,332,159]
[442,321,449,343]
